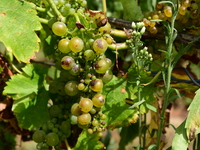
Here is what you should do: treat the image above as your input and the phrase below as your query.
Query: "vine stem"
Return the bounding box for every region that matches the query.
[102,0,107,14]
[46,0,65,22]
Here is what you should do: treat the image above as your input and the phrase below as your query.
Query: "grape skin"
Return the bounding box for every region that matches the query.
[52,22,67,36]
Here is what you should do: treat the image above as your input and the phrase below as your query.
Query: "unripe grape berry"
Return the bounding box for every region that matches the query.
[98,22,111,34]
[69,37,84,52]
[61,56,75,70]
[71,103,82,116]
[78,113,92,125]
[93,38,108,53]
[79,98,93,113]
[58,39,71,53]
[65,81,79,96]
[92,93,105,107]
[52,22,67,36]
[90,79,103,92]
[46,132,59,146]
[84,49,96,60]
[94,59,109,74]
[32,130,46,143]
[49,105,62,118]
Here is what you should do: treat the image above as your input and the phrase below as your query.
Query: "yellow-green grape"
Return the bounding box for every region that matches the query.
[182,0,190,7]
[164,6,172,17]
[94,59,109,74]
[178,6,187,15]
[78,83,85,90]
[92,93,105,107]
[79,98,93,113]
[77,113,91,125]
[58,39,71,53]
[71,103,82,116]
[52,22,67,36]
[191,3,198,10]
[159,13,168,21]
[69,37,84,52]
[92,119,99,126]
[98,22,111,34]
[64,81,79,96]
[88,128,93,134]
[61,56,75,70]
[90,79,103,92]
[93,38,108,53]
[190,9,199,19]
[84,49,96,60]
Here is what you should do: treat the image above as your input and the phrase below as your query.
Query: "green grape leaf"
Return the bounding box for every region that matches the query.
[102,76,138,129]
[120,0,144,21]
[172,120,189,150]
[72,130,103,150]
[185,89,200,141]
[3,64,50,130]
[0,0,41,63]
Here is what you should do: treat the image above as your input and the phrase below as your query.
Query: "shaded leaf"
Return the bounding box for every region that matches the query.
[3,64,49,130]
[0,0,41,63]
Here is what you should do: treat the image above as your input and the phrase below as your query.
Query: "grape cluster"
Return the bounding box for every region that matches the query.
[53,0,87,16]
[142,0,200,34]
[33,5,114,149]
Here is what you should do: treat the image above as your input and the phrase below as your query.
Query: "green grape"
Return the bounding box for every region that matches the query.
[90,108,97,114]
[42,123,49,133]
[164,6,172,17]
[87,128,93,134]
[98,22,111,34]
[94,59,109,74]
[60,70,76,82]
[84,49,96,60]
[47,122,54,130]
[70,115,78,124]
[78,83,85,90]
[46,132,59,146]
[92,94,105,107]
[77,113,91,125]
[69,37,84,52]
[79,98,93,113]
[191,3,198,10]
[69,63,80,76]
[92,119,99,126]
[190,9,199,19]
[51,118,57,124]
[60,121,71,137]
[90,79,103,92]
[101,69,113,83]
[49,105,62,118]
[32,130,46,143]
[69,8,76,13]
[71,103,82,116]
[61,56,75,70]
[58,39,71,53]
[93,38,108,53]
[52,128,59,133]
[100,114,106,120]
[52,22,67,36]
[65,81,79,96]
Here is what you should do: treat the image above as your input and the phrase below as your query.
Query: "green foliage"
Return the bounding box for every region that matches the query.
[3,64,50,130]
[72,130,103,150]
[120,0,144,21]
[172,120,189,150]
[0,0,41,63]
[102,76,138,128]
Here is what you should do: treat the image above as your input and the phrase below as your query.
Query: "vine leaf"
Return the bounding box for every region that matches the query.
[172,120,189,150]
[3,64,50,130]
[185,88,200,141]
[102,76,138,129]
[0,0,41,63]
[120,0,144,21]
[72,130,103,150]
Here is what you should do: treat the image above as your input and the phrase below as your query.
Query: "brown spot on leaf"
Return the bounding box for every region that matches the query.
[0,12,6,16]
